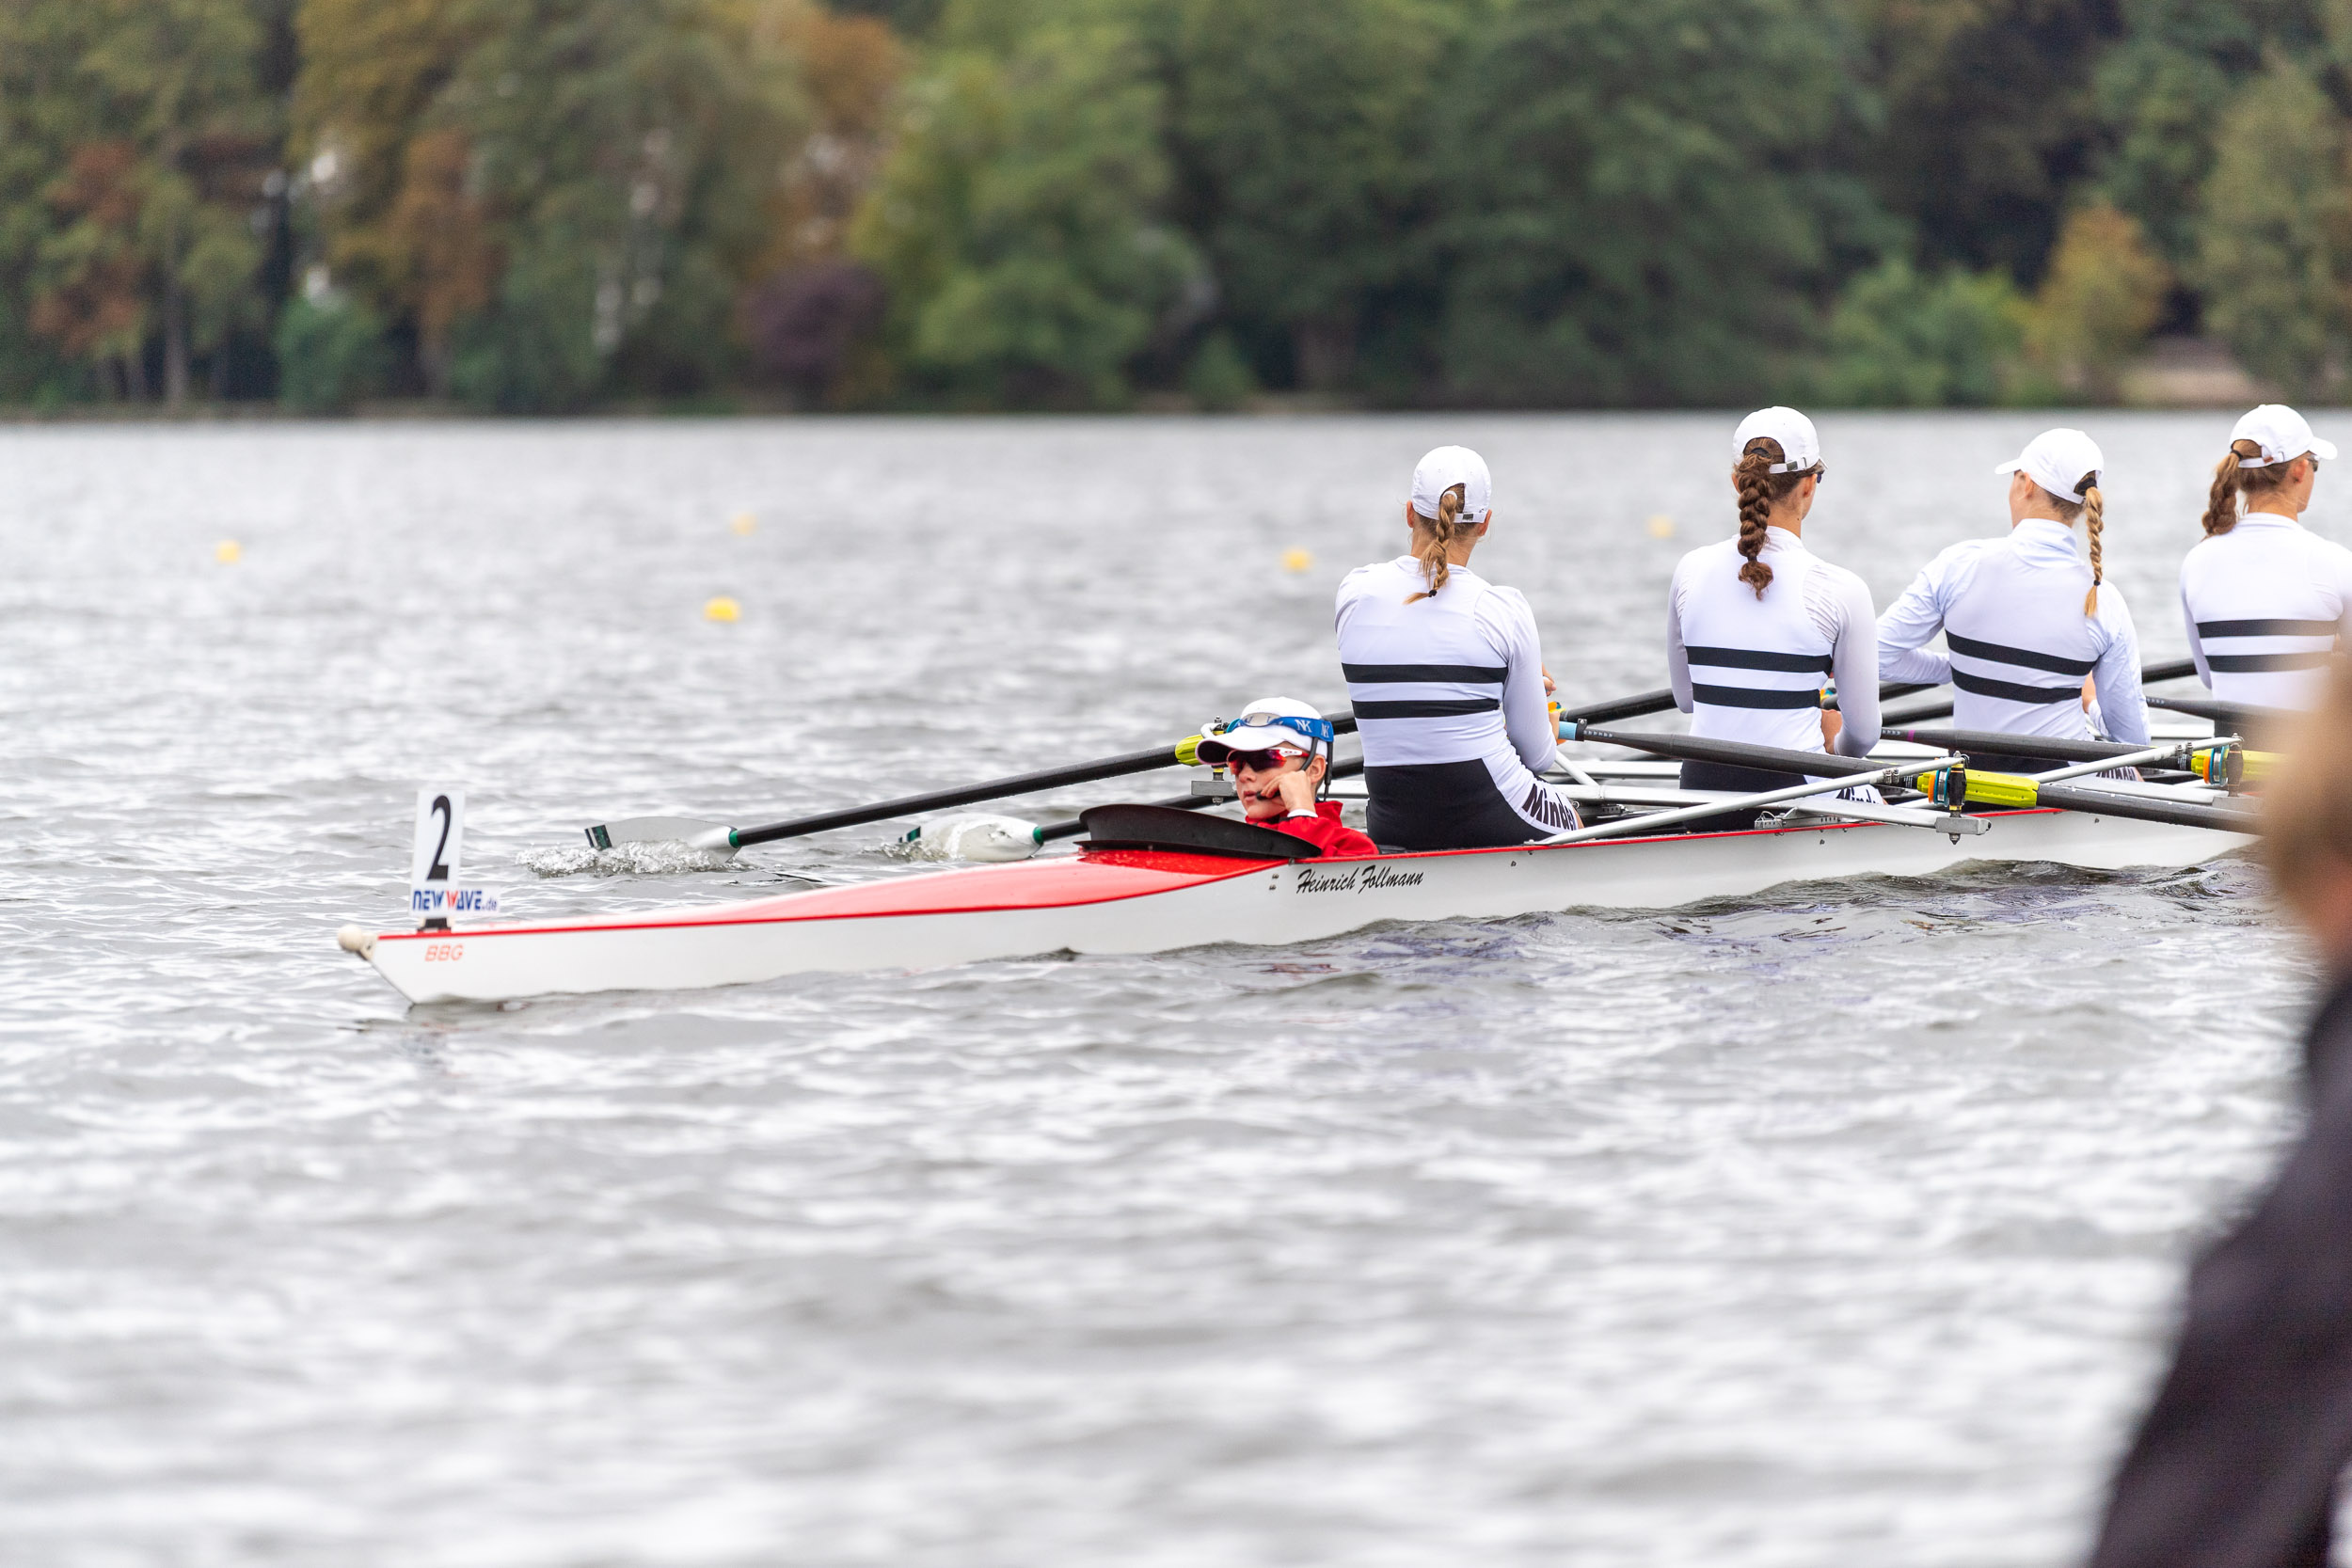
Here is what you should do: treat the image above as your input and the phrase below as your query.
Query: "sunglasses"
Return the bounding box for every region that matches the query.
[1221,748,1300,772]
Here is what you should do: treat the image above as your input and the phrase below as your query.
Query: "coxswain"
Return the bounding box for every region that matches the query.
[1665,407,1880,817]
[1193,699,1379,858]
[2180,404,2351,711]
[1334,446,1581,851]
[1876,427,2147,768]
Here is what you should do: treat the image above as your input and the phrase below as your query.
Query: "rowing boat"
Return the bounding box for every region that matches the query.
[338,789,2248,1005]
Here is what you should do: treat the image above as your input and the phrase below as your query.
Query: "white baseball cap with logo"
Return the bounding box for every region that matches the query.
[1733,406,1822,473]
[1995,427,2105,503]
[2232,404,2338,468]
[1195,696,1334,767]
[1409,445,1492,528]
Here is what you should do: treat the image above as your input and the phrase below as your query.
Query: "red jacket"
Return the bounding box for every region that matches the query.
[1270,800,1380,858]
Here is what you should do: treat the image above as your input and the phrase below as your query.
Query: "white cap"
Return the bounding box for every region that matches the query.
[1196,696,1331,766]
[1409,446,1492,528]
[2232,404,2338,467]
[1995,427,2105,504]
[1733,406,1821,473]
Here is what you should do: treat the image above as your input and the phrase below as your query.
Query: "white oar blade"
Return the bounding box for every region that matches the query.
[903,815,1044,863]
[585,816,739,856]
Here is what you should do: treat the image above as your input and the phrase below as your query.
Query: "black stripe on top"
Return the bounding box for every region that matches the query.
[2206,651,2336,673]
[1353,697,1502,720]
[1945,630,2094,677]
[1683,645,1834,673]
[1690,683,1822,710]
[1952,669,2082,705]
[1342,662,1509,685]
[2197,618,2342,640]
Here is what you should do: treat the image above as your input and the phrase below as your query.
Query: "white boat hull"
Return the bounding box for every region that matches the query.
[340,806,2249,1005]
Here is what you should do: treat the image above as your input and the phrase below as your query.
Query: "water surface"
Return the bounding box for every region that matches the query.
[0,412,2328,1565]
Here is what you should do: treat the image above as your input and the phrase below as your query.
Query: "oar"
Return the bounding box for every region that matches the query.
[1881,726,2152,766]
[1564,724,2257,833]
[584,715,1363,853]
[1539,752,1965,844]
[1878,657,2201,727]
[2147,693,2284,732]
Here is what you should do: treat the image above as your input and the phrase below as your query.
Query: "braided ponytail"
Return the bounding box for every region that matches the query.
[2201,437,2302,538]
[1732,438,1815,599]
[2079,473,2104,616]
[1405,483,1465,605]
[2201,443,2252,537]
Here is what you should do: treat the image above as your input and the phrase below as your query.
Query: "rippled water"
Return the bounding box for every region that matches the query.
[1,412,2336,1565]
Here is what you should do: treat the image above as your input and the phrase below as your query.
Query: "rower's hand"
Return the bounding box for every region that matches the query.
[1820,707,1845,749]
[1274,769,1319,816]
[2081,671,2096,712]
[1542,666,1557,698]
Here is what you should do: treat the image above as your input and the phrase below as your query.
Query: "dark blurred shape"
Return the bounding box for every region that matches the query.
[2089,662,2352,1567]
[746,262,887,404]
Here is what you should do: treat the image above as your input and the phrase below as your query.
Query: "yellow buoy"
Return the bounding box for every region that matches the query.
[1281,547,1313,573]
[730,513,756,536]
[704,595,740,623]
[215,540,241,564]
[1645,515,1676,540]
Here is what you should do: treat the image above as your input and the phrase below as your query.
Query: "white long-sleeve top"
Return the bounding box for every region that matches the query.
[1335,556,1556,772]
[1666,527,1880,756]
[2179,513,2352,709]
[1877,517,2148,745]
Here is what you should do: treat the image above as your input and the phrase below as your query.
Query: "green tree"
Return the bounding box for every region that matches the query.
[2196,56,2348,398]
[0,0,278,403]
[293,0,805,410]
[852,5,1200,406]
[1162,0,1451,395]
[2026,201,2169,399]
[2092,0,2331,270]
[1845,0,2122,285]
[1438,0,1885,405]
[1816,256,2026,404]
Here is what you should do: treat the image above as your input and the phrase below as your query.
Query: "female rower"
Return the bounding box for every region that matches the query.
[2181,404,2351,710]
[1876,427,2147,766]
[1194,699,1379,858]
[1334,445,1581,851]
[1665,407,1879,814]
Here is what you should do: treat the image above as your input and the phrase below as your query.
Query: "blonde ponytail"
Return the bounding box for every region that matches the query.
[1405,484,1465,605]
[2080,474,2104,616]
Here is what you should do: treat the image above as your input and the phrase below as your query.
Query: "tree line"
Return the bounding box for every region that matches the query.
[1,0,2347,413]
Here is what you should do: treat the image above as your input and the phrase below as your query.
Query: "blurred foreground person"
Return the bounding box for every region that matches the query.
[2181,404,2349,712]
[2089,658,2352,1568]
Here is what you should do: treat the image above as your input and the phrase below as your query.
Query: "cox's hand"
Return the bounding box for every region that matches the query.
[1274,768,1319,816]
